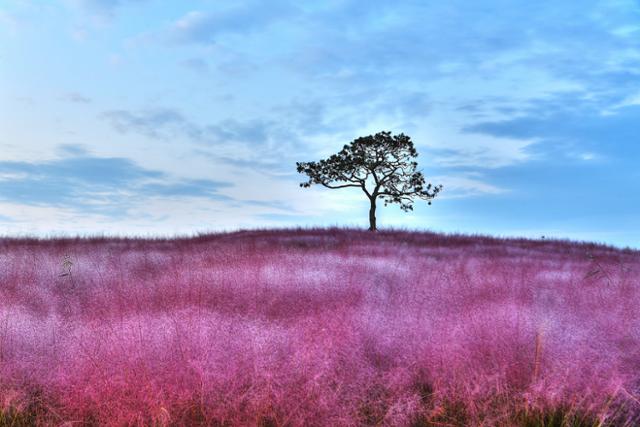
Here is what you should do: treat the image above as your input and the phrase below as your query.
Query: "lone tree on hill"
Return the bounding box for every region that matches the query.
[296,131,442,231]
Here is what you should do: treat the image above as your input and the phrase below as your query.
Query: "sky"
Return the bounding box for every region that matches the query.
[1,0,639,248]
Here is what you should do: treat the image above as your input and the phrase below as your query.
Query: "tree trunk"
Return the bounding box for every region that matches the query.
[368,198,377,231]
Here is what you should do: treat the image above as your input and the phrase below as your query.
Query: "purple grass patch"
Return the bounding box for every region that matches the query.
[0,228,638,425]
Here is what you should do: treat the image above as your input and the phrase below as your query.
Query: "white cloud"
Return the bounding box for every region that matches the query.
[433,175,507,199]
[167,3,297,45]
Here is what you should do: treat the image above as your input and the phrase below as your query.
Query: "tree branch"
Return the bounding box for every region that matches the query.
[321,182,362,190]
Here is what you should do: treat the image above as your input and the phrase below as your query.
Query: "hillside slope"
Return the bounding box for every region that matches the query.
[0,229,639,426]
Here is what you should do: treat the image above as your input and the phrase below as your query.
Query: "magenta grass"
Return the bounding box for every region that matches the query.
[0,228,639,426]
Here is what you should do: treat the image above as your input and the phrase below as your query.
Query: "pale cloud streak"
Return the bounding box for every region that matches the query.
[168,2,298,45]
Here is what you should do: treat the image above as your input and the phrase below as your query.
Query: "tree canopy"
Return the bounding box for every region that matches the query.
[296,131,442,230]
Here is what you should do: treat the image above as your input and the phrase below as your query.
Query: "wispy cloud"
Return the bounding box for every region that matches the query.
[100,107,305,168]
[61,92,92,104]
[0,146,232,215]
[168,2,298,45]
[464,98,640,162]
[180,57,209,74]
[101,108,274,145]
[433,174,507,199]
[101,108,197,142]
[70,0,147,18]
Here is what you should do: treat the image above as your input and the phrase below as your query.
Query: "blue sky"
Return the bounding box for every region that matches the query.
[1,0,639,247]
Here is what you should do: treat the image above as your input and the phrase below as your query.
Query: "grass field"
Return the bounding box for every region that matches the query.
[0,228,638,426]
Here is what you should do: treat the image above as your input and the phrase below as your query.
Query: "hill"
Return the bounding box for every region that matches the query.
[0,229,638,426]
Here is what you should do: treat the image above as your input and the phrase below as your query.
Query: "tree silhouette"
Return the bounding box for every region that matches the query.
[296,131,442,231]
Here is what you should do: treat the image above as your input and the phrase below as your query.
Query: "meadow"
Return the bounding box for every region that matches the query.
[0,228,638,426]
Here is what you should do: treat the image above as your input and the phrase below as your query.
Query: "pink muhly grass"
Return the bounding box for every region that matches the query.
[0,228,638,426]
